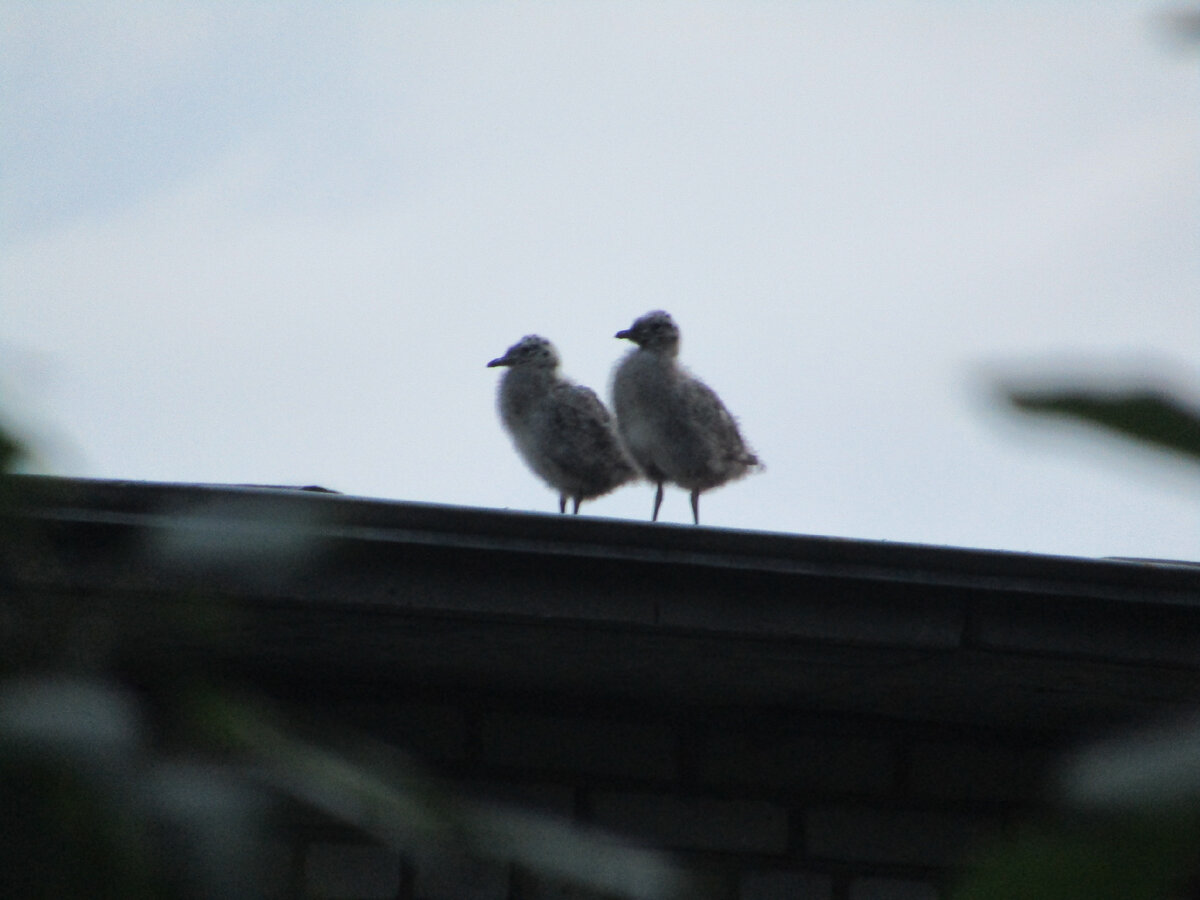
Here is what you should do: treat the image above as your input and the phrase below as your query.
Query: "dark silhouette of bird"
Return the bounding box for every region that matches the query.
[489,335,637,514]
[612,311,761,524]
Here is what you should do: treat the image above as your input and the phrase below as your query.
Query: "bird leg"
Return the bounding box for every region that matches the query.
[558,494,567,514]
[571,496,581,515]
[652,483,664,522]
[690,490,700,525]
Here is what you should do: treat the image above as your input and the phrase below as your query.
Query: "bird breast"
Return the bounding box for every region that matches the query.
[613,348,754,491]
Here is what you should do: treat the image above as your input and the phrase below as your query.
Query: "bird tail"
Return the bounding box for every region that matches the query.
[741,451,764,471]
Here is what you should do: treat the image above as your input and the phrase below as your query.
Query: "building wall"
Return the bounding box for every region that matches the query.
[273,685,1062,900]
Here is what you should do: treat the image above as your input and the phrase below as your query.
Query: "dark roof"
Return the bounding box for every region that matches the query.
[6,475,1200,733]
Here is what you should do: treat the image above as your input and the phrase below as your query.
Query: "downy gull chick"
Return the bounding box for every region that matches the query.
[489,335,637,514]
[612,310,761,524]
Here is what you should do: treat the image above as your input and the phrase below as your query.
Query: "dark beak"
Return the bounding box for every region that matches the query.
[486,356,511,368]
[615,329,632,340]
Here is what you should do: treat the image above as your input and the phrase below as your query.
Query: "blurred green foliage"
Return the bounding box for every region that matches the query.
[0,414,697,900]
[956,814,1200,900]
[1007,388,1200,464]
[957,377,1200,899]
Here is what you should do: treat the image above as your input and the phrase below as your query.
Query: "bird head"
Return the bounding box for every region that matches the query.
[615,310,680,355]
[487,335,561,371]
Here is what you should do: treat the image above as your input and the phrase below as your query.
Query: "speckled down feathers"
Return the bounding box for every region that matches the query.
[612,311,760,522]
[489,335,636,513]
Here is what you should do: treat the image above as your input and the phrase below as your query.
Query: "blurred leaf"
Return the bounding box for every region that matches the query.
[954,814,1200,900]
[205,693,700,900]
[1060,714,1200,811]
[0,755,161,899]
[0,417,27,514]
[0,679,159,899]
[1159,9,1200,43]
[1006,389,1200,463]
[136,761,268,900]
[0,428,20,473]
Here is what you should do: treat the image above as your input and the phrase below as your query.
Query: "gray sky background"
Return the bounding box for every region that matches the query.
[3,2,1198,559]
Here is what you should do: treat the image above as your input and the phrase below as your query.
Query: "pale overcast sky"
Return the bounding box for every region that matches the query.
[2,2,1198,559]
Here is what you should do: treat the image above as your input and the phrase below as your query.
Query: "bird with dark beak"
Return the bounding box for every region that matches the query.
[612,311,760,524]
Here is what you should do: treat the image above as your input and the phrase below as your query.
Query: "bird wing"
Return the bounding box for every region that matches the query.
[677,377,759,466]
[543,384,635,479]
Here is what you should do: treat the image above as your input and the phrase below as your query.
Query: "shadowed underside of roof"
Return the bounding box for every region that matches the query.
[5,475,1199,733]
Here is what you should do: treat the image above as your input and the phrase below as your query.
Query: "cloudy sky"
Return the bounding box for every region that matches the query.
[2,2,1197,560]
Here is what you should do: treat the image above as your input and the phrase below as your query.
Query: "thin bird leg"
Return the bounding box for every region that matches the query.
[558,494,567,514]
[652,482,664,522]
[571,496,581,515]
[690,490,700,525]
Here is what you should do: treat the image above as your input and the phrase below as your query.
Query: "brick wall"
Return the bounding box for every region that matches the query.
[265,688,1061,900]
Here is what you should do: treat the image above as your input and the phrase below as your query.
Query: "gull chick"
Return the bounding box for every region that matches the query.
[612,310,761,524]
[488,335,637,514]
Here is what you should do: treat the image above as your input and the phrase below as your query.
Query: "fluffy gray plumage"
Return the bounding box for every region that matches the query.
[612,310,761,524]
[488,335,637,514]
